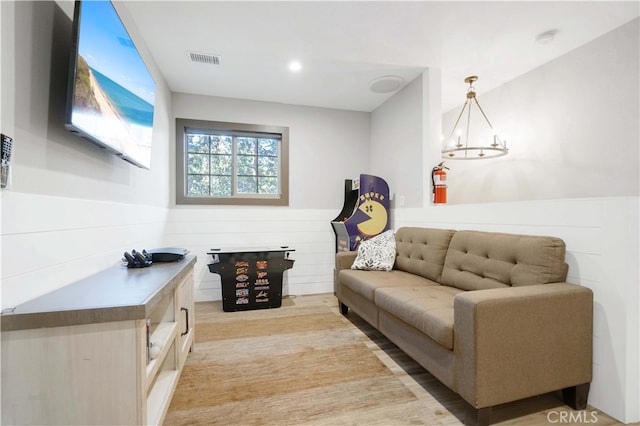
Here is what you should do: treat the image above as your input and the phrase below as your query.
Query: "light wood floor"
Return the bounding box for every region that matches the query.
[318,294,623,426]
[168,293,623,426]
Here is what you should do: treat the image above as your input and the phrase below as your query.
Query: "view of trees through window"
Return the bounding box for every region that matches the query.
[176,118,289,206]
[186,132,280,197]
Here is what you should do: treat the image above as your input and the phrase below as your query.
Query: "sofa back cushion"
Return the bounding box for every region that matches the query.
[394,227,456,282]
[440,230,569,291]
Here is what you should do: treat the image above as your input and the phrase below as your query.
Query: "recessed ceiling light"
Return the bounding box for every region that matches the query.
[369,75,405,94]
[535,29,559,45]
[288,60,302,72]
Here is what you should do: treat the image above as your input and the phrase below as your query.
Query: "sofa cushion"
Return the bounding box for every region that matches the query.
[351,230,396,271]
[339,269,439,302]
[394,227,456,282]
[441,230,569,291]
[375,285,463,350]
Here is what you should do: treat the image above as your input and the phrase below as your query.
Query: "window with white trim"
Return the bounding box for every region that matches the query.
[176,118,289,205]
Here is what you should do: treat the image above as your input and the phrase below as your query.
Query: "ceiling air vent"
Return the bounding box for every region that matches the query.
[188,51,221,65]
[189,52,220,65]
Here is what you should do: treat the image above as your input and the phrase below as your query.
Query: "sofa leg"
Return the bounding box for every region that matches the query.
[562,383,590,410]
[464,404,491,426]
[339,302,348,315]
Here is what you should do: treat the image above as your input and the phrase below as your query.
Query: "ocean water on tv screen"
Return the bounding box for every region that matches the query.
[69,0,155,168]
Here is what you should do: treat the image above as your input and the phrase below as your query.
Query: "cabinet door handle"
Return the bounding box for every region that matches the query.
[180,307,189,336]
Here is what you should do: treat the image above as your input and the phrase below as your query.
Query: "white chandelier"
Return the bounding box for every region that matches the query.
[442,76,508,160]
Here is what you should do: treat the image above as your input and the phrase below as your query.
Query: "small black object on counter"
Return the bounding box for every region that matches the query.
[123,249,152,268]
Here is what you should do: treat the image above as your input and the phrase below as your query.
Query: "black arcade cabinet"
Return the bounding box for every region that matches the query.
[207,247,295,312]
[331,174,390,252]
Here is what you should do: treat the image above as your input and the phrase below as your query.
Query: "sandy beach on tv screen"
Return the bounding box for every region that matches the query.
[72,70,151,165]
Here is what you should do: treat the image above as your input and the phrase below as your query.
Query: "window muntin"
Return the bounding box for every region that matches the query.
[176,119,289,206]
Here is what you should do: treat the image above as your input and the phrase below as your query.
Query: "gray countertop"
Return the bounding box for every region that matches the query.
[1,256,197,332]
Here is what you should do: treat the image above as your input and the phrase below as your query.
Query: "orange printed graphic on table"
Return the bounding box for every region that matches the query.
[256,260,268,269]
[257,271,268,278]
[236,267,248,275]
[236,274,249,282]
[235,261,249,267]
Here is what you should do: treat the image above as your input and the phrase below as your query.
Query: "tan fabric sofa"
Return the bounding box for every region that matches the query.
[335,227,593,426]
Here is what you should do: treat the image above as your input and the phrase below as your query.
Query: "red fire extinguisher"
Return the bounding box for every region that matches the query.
[432,162,449,204]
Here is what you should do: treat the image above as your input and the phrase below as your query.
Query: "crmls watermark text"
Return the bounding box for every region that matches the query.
[547,410,599,423]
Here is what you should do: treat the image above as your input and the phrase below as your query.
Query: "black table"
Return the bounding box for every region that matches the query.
[207,247,295,312]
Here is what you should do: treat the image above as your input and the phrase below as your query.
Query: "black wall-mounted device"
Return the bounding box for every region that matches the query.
[1,134,14,188]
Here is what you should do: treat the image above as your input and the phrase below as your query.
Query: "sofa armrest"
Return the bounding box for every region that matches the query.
[453,283,593,409]
[336,251,357,271]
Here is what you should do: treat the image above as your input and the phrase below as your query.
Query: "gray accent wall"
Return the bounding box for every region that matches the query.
[441,18,639,204]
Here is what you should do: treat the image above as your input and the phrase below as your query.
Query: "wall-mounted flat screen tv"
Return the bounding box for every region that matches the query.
[65,0,155,169]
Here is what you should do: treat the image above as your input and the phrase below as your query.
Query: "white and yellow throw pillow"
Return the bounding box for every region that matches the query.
[351,230,396,271]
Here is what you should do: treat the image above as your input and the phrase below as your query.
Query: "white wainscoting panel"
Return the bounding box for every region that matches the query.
[0,192,169,309]
[163,208,337,302]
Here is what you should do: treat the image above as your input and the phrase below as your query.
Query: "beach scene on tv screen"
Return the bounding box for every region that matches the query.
[71,1,155,168]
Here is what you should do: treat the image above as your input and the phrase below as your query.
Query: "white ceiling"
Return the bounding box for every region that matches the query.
[122,1,639,113]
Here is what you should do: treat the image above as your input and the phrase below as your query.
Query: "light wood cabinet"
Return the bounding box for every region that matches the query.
[1,256,196,425]
[177,271,195,370]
